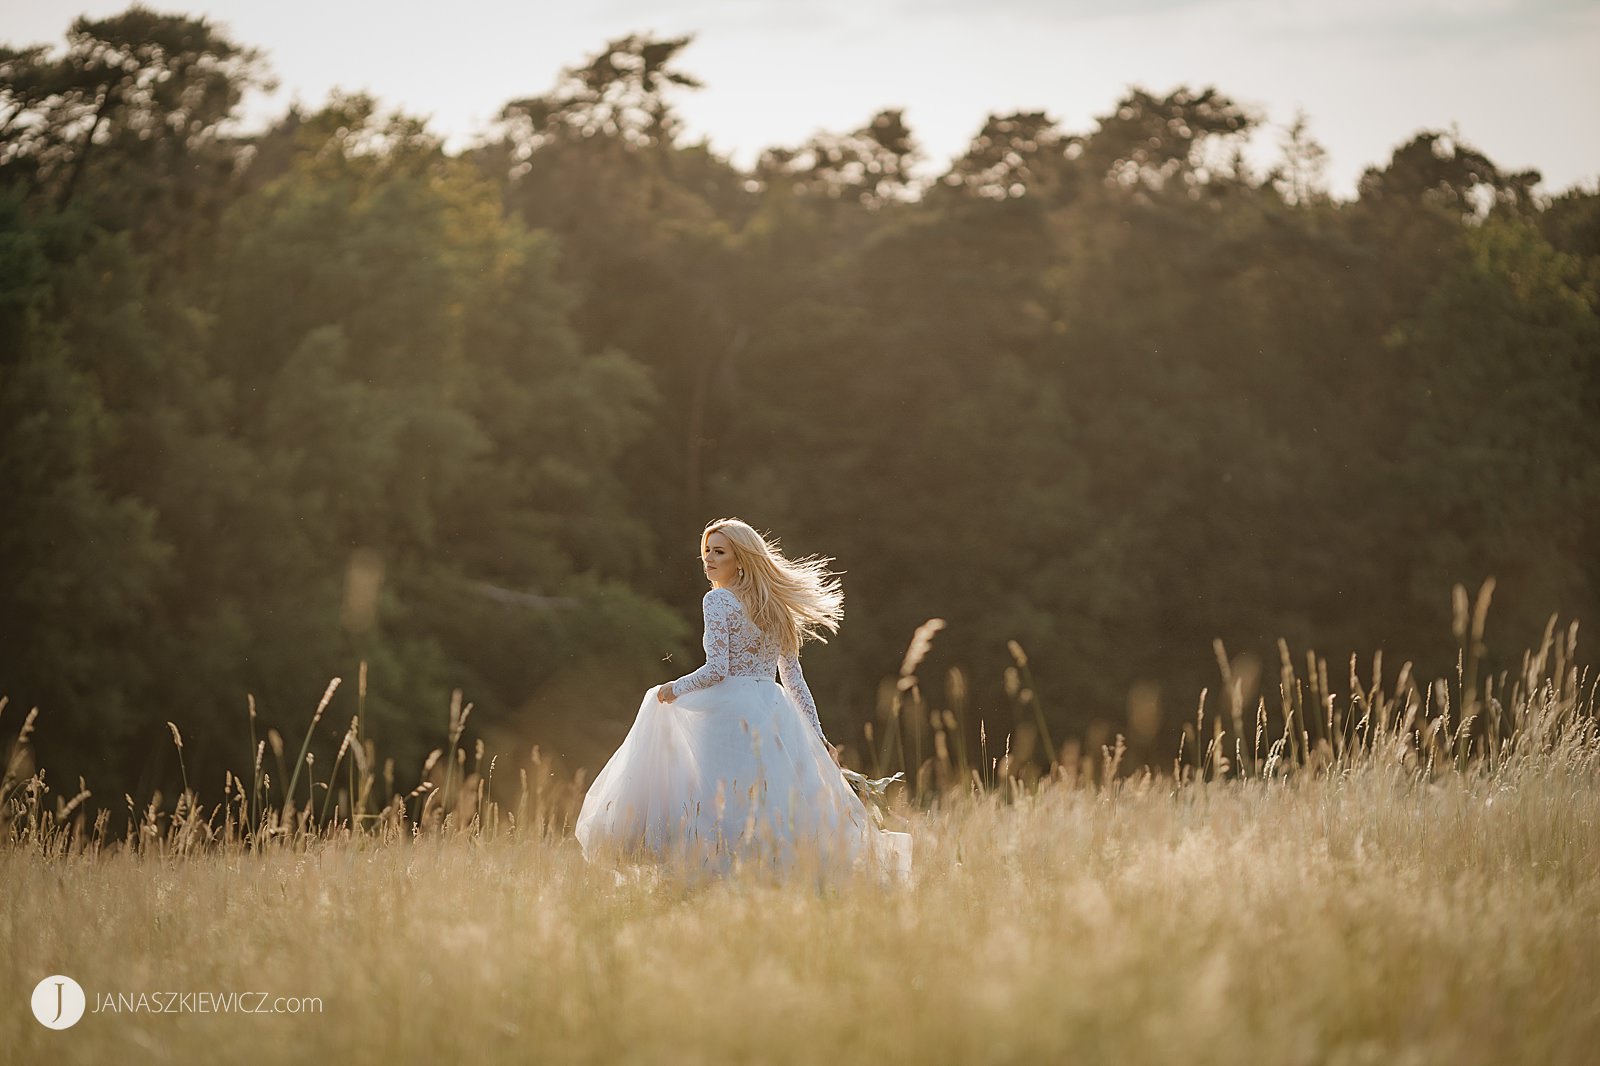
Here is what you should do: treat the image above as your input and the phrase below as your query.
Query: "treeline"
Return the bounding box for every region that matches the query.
[2,7,1596,808]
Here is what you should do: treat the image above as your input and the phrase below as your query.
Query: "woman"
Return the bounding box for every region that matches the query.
[575,518,912,887]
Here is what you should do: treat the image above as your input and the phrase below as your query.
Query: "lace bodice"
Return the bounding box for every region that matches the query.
[667,586,827,744]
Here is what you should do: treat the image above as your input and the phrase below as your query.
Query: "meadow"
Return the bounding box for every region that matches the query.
[4,11,1597,1063]
[3,599,1598,1065]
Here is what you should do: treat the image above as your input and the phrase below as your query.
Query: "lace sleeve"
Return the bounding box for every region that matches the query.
[779,647,828,745]
[667,588,733,697]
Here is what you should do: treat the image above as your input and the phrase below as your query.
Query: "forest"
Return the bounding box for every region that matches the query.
[2,6,1596,815]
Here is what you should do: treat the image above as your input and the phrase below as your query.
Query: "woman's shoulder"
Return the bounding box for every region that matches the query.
[704,586,740,609]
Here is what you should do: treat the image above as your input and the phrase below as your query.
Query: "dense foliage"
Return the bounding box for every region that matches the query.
[2,8,1595,808]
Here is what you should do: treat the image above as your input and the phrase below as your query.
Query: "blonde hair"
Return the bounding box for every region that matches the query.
[697,518,843,659]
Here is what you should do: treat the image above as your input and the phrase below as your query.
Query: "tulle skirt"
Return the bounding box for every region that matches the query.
[575,677,913,888]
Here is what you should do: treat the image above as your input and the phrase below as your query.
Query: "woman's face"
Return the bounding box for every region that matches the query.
[702,531,735,586]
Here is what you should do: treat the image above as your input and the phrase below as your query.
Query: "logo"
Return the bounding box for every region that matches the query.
[31,974,86,1029]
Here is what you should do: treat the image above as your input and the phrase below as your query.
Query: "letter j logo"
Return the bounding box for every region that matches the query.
[31,974,86,1029]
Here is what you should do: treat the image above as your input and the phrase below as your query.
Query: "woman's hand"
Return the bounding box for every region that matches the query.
[658,683,676,704]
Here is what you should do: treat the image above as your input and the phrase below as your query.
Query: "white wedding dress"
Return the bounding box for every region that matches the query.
[575,586,913,887]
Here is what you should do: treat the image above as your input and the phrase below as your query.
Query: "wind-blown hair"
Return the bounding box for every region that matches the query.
[697,518,843,659]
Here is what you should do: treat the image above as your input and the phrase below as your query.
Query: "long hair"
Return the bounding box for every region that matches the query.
[696,518,843,659]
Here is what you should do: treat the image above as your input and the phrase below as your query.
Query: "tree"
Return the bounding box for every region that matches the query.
[182,92,662,782]
[486,35,770,560]
[1264,109,1331,207]
[1072,85,1259,200]
[496,31,703,157]
[932,110,1082,203]
[0,6,272,265]
[1356,128,1542,222]
[0,189,171,789]
[1389,216,1600,665]
[755,108,924,208]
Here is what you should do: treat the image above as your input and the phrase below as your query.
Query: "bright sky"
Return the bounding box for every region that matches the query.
[4,0,1598,201]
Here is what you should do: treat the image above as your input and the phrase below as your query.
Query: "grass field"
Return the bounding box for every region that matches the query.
[4,604,1598,1064]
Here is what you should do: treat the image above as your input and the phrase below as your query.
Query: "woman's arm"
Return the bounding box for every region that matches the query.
[663,588,734,700]
[778,647,828,745]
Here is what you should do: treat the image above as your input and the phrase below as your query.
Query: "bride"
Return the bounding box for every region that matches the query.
[575,518,913,887]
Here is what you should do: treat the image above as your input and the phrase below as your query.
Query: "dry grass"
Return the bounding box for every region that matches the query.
[3,589,1598,1064]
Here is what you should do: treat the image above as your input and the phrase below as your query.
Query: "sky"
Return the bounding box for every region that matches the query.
[3,0,1598,201]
